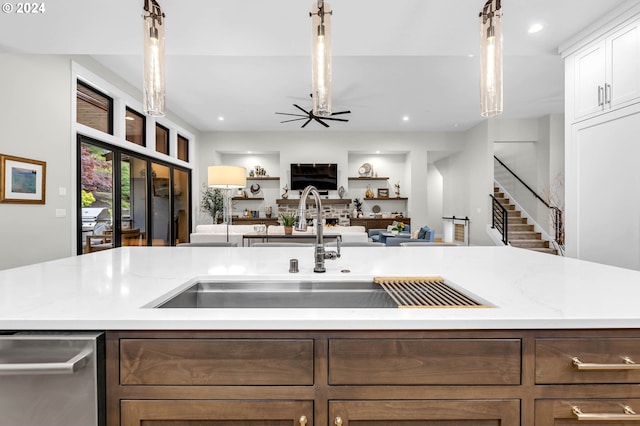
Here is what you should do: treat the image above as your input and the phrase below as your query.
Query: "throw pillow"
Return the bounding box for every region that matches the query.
[418,226,430,239]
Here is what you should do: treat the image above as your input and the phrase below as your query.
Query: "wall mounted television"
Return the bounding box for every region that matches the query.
[290,163,338,190]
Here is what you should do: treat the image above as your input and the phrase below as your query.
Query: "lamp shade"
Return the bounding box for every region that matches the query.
[208,165,247,189]
[143,0,166,116]
[479,0,503,117]
[311,0,332,117]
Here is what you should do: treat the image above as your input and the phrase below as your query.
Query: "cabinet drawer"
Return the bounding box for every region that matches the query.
[536,338,640,384]
[328,339,521,385]
[120,339,314,385]
[330,400,520,424]
[536,399,640,424]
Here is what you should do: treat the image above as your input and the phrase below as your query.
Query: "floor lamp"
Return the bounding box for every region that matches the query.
[208,165,247,242]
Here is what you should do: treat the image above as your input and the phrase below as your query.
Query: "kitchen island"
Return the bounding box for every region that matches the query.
[3,246,640,425]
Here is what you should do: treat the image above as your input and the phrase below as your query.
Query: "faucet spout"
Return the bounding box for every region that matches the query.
[296,185,340,273]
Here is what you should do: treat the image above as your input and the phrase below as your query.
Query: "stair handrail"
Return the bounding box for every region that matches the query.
[494,155,564,253]
[490,194,508,245]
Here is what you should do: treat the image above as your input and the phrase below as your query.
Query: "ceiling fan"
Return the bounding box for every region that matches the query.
[276,96,351,128]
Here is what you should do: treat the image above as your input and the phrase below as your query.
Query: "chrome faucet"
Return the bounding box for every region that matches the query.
[295,185,340,272]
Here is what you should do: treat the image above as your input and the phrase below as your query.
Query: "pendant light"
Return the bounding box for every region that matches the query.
[479,0,503,117]
[310,0,332,117]
[143,0,166,117]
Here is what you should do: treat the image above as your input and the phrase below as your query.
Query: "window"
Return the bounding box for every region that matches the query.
[125,107,146,147]
[76,80,113,134]
[177,134,189,162]
[155,123,169,155]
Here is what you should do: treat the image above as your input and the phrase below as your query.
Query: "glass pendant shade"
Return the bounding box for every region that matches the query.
[311,1,332,117]
[143,0,166,117]
[479,0,503,117]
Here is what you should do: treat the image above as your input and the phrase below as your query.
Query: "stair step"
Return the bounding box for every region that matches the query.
[509,231,542,240]
[508,224,534,232]
[510,239,550,249]
[507,210,521,217]
[508,217,527,224]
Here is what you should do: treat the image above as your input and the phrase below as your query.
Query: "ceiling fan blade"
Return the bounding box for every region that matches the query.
[275,112,308,118]
[280,118,309,123]
[330,110,351,116]
[301,118,313,128]
[293,104,311,115]
[315,118,330,128]
[321,117,349,122]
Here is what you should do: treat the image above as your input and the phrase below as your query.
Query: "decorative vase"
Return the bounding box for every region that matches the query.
[338,185,346,199]
[284,226,293,235]
[265,206,272,218]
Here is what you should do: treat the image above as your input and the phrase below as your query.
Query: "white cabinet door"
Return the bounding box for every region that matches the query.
[572,110,640,271]
[573,42,606,121]
[607,19,640,108]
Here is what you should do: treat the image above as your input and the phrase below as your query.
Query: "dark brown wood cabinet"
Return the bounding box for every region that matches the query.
[121,400,313,426]
[330,400,520,425]
[106,330,640,426]
[349,217,410,231]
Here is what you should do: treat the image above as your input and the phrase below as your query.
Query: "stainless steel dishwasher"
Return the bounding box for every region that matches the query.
[0,332,104,426]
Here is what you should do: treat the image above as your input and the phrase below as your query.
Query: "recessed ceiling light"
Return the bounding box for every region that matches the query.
[217,116,225,121]
[528,23,544,34]
[375,150,381,154]
[402,116,410,122]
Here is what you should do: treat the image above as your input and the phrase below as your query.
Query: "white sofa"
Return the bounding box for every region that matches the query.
[190,224,368,246]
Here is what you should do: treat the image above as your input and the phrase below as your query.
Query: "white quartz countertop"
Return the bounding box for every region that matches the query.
[1,245,639,330]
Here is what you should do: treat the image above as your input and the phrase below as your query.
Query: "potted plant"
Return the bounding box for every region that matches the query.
[279,213,296,235]
[200,185,224,223]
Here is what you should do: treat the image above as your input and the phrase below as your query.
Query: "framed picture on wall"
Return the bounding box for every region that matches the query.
[0,154,46,204]
[377,188,389,198]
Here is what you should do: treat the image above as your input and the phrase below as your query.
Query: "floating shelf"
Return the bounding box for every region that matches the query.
[363,197,408,201]
[233,197,265,201]
[348,177,390,181]
[247,176,279,180]
[276,198,352,206]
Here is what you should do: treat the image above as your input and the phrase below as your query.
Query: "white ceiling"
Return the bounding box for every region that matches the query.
[0,0,635,132]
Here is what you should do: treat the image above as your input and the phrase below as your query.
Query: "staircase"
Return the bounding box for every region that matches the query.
[493,187,557,255]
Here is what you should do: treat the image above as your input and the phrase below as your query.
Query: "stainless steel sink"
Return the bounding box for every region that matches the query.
[154,280,397,309]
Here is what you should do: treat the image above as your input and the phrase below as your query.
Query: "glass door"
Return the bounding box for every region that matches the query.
[78,136,191,253]
[173,168,190,245]
[79,140,114,254]
[121,153,147,247]
[150,162,171,246]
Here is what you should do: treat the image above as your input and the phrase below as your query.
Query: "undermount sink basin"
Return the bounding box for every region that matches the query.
[151,277,490,309]
[154,280,397,309]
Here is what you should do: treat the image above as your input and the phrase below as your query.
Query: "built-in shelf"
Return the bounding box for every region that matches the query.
[348,177,390,181]
[276,198,352,206]
[363,197,408,201]
[233,197,265,201]
[247,176,279,181]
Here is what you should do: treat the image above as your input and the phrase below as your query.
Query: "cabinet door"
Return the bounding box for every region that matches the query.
[573,41,606,120]
[607,19,640,109]
[121,400,313,426]
[536,399,640,425]
[329,400,519,425]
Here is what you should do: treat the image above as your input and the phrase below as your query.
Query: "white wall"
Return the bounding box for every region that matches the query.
[196,131,466,232]
[0,54,73,269]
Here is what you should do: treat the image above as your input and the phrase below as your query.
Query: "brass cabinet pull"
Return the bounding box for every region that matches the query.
[334,416,343,426]
[572,356,640,370]
[572,405,640,421]
[299,415,307,426]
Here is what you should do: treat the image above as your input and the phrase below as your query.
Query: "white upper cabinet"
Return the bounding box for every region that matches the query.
[569,17,640,122]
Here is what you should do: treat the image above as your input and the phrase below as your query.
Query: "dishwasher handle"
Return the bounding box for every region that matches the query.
[0,347,93,376]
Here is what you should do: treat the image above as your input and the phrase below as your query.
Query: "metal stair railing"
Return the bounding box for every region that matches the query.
[490,194,508,245]
[493,155,564,254]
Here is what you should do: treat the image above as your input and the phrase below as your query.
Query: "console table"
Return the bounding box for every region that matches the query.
[350,217,410,232]
[242,233,340,247]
